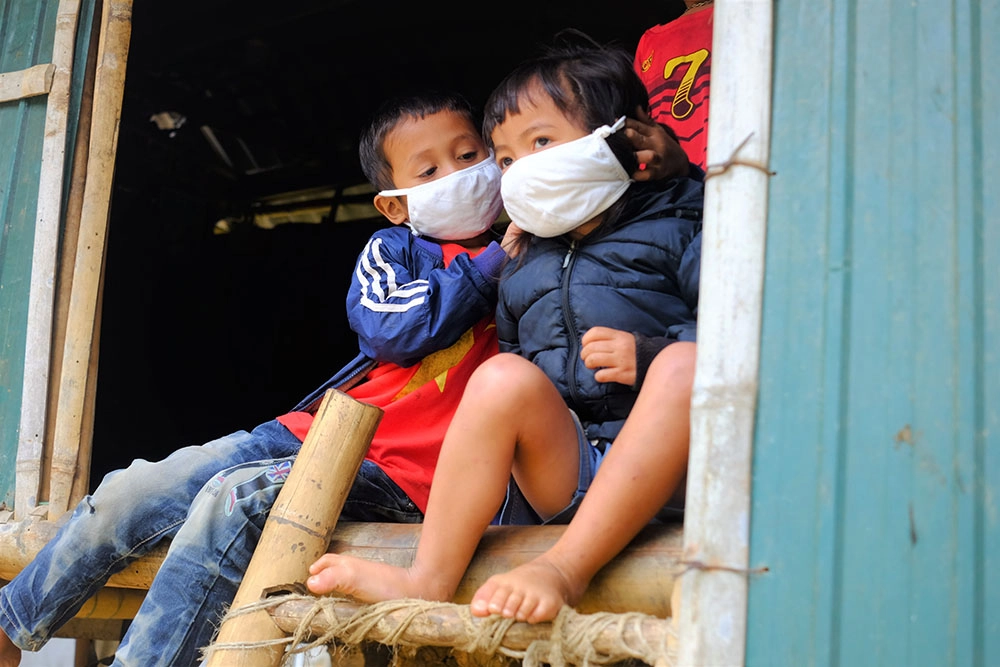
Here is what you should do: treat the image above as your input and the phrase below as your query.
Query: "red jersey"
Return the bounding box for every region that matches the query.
[634,6,713,170]
[277,242,498,513]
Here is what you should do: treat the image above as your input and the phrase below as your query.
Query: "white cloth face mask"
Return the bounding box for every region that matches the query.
[379,154,504,241]
[499,117,632,238]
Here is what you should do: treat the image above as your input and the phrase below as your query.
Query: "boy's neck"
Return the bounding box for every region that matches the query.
[439,229,494,251]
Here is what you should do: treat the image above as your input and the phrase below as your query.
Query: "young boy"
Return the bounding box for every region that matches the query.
[0,91,507,667]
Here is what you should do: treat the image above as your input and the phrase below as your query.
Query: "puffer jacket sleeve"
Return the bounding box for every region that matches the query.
[495,284,521,356]
[672,226,701,341]
[348,227,505,367]
[632,220,702,388]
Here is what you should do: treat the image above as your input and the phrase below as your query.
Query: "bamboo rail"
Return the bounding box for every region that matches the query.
[256,596,676,666]
[0,519,683,623]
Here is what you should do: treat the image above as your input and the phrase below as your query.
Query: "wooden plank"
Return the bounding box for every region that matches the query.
[49,0,133,520]
[0,63,54,103]
[17,0,83,520]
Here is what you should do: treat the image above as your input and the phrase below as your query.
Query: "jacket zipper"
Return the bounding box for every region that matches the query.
[560,240,584,408]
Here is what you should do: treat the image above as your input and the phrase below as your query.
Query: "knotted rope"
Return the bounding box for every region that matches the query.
[201,593,676,666]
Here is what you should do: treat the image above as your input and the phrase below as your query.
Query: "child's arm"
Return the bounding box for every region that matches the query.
[348,228,506,367]
[620,230,701,389]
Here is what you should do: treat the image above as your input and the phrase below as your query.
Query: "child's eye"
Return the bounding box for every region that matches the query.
[458,151,480,163]
[532,137,551,150]
[497,156,513,171]
[418,166,438,178]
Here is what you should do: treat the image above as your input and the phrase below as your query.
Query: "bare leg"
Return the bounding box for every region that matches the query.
[307,353,582,603]
[0,628,21,667]
[471,342,696,622]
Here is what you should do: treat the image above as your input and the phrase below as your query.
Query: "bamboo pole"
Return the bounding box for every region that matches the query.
[49,0,133,520]
[52,0,103,512]
[0,520,683,617]
[0,63,54,103]
[676,2,772,666]
[203,389,383,667]
[73,587,144,620]
[264,597,675,665]
[15,0,83,519]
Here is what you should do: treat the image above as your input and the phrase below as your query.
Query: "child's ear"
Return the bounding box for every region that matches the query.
[373,194,409,225]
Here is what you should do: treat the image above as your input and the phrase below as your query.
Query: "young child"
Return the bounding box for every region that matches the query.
[0,91,508,667]
[634,0,714,169]
[306,32,702,624]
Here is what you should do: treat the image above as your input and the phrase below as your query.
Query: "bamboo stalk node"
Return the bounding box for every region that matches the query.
[203,592,677,667]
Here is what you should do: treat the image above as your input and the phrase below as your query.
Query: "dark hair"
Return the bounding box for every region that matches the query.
[482,29,649,174]
[358,91,478,192]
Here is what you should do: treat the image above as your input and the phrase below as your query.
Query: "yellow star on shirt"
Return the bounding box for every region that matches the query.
[393,327,476,400]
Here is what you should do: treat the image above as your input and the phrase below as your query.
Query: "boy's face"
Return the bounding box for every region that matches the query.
[373,109,494,236]
[384,110,489,191]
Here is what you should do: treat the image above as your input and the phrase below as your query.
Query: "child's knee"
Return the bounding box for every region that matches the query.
[469,352,543,394]
[648,342,697,393]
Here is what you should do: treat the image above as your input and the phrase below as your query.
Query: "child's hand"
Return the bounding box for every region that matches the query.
[580,326,637,386]
[501,221,525,257]
[625,108,689,182]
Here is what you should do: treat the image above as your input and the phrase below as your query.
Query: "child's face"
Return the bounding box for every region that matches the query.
[384,110,489,189]
[490,84,589,174]
[491,82,607,239]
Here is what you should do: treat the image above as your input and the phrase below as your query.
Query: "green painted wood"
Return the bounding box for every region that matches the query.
[748,1,999,666]
[0,0,61,510]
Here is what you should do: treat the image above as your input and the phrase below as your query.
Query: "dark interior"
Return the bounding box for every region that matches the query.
[90,0,686,486]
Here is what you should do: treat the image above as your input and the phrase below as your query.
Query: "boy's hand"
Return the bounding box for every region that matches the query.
[581,326,637,386]
[625,107,689,182]
[501,221,525,257]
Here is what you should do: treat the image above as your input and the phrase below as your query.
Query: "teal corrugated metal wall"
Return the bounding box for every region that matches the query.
[0,0,58,510]
[0,0,95,510]
[748,1,998,666]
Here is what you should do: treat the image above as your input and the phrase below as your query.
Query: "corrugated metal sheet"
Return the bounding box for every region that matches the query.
[0,0,58,509]
[748,1,998,665]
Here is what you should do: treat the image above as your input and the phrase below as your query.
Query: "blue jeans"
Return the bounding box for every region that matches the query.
[0,419,421,666]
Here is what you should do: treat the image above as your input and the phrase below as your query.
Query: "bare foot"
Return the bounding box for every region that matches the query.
[469,557,588,623]
[306,554,452,603]
[0,628,21,667]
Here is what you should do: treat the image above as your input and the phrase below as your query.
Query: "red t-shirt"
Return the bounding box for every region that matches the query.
[634,6,713,170]
[276,242,498,512]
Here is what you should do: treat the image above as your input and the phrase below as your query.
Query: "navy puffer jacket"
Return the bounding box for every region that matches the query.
[496,176,703,443]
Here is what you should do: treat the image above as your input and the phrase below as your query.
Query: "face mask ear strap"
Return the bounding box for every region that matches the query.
[595,116,628,139]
